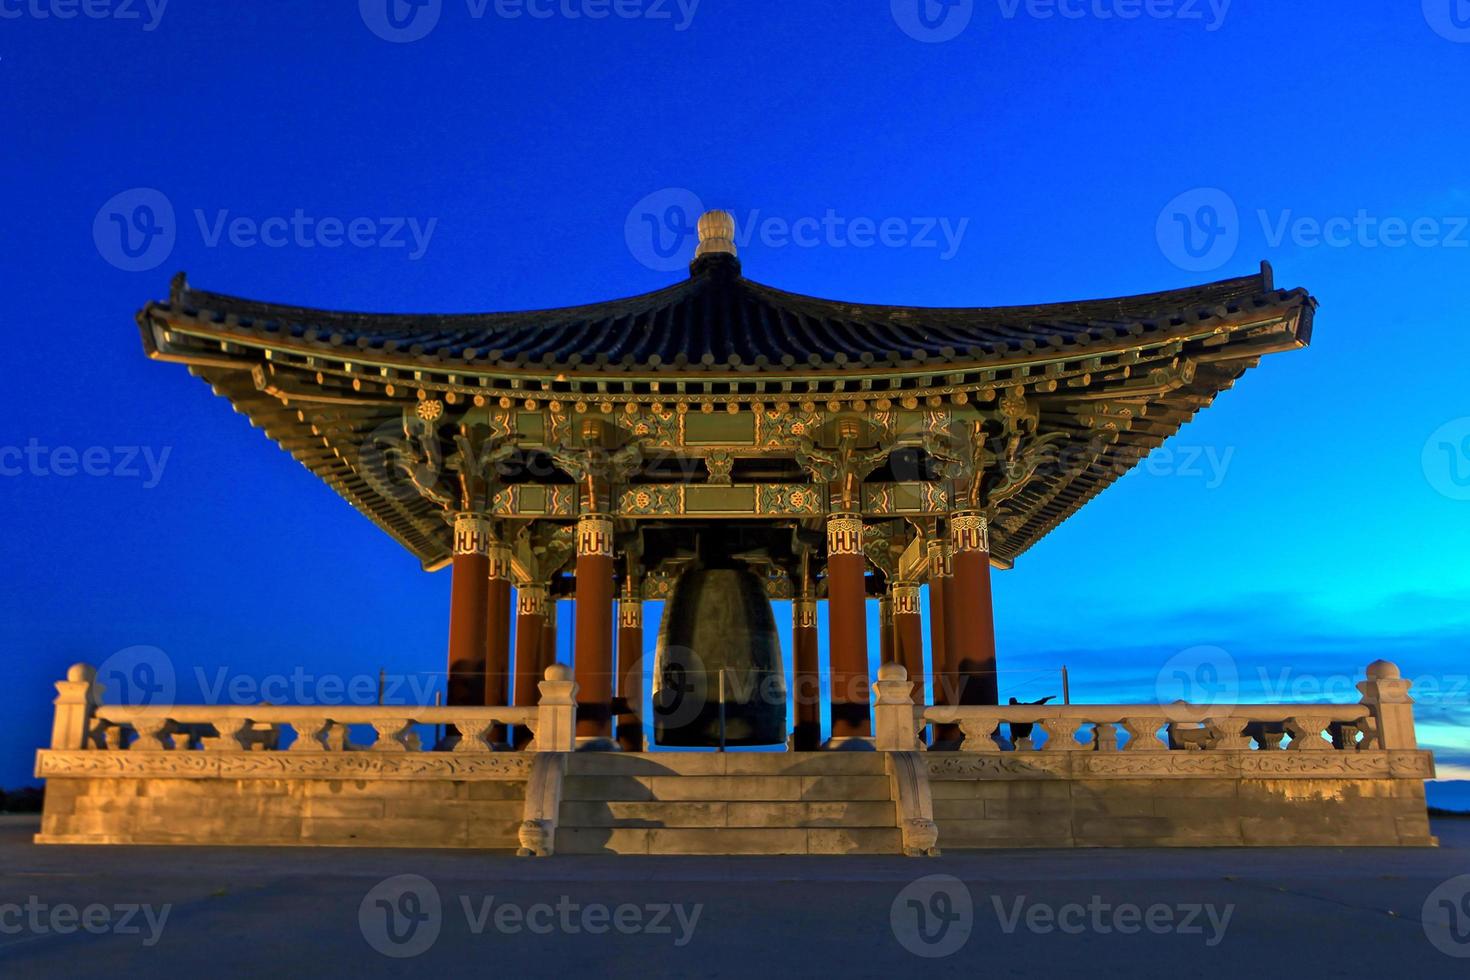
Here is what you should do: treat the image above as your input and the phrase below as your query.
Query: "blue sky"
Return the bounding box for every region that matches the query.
[2,1,1467,792]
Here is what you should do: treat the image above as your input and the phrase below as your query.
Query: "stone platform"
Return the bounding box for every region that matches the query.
[34,748,1437,853]
[33,660,1439,854]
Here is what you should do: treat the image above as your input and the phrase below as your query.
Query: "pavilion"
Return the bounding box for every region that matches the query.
[135,211,1317,753]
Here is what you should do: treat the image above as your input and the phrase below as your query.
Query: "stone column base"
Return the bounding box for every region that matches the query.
[823,736,877,752]
[574,736,622,752]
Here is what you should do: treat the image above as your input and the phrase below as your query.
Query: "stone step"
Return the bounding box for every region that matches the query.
[559,800,897,829]
[560,774,893,803]
[564,752,889,778]
[556,826,902,855]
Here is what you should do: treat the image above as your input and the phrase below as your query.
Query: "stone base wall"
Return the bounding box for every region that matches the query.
[37,777,528,848]
[34,748,537,849]
[33,749,1439,851]
[928,751,1438,848]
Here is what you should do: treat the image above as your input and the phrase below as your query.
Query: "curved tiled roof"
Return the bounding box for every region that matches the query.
[146,256,1308,377]
[138,258,1316,570]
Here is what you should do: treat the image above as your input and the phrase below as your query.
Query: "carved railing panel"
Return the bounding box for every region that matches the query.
[920,704,1378,755]
[89,706,541,754]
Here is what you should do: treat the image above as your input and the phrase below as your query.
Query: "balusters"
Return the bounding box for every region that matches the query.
[1121,717,1166,751]
[1204,717,1252,751]
[370,719,419,752]
[289,717,350,751]
[1037,717,1085,752]
[202,718,251,751]
[453,719,494,753]
[1254,729,1286,750]
[958,718,1002,752]
[1091,720,1120,752]
[1285,716,1333,751]
[131,717,171,750]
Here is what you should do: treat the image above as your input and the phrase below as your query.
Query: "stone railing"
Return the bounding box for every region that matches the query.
[873,659,1421,754]
[46,663,579,754]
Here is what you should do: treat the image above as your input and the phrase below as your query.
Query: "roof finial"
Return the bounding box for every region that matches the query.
[694,210,737,261]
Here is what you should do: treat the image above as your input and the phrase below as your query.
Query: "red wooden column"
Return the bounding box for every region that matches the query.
[484,537,513,708]
[446,514,493,707]
[791,594,821,751]
[878,594,896,667]
[511,583,549,749]
[950,512,999,706]
[574,514,616,741]
[539,594,559,675]
[926,537,955,706]
[927,536,961,745]
[891,581,924,684]
[615,592,644,752]
[825,513,871,740]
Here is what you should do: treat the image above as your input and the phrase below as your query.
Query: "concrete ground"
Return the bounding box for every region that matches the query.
[1,814,1468,978]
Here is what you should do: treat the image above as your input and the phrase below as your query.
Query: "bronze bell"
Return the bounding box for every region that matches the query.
[652,566,788,746]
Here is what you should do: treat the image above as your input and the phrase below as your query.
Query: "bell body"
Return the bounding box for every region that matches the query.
[652,567,787,746]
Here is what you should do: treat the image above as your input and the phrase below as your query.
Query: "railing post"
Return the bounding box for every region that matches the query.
[1358,660,1417,750]
[874,662,919,751]
[535,664,579,752]
[51,664,100,750]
